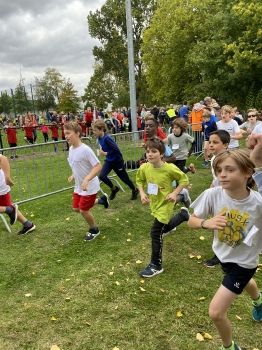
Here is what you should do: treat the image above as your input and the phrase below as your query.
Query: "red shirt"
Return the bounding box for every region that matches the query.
[49,125,59,138]
[23,124,34,138]
[5,127,17,144]
[85,111,93,123]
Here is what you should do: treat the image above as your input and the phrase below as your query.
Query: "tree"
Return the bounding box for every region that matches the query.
[57,80,81,113]
[0,92,12,116]
[87,0,157,105]
[34,68,65,112]
[142,0,262,108]
[13,84,32,115]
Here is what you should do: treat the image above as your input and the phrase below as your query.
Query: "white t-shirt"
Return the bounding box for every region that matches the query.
[190,186,262,268]
[216,119,240,149]
[167,133,194,160]
[252,123,262,134]
[0,155,10,195]
[68,143,100,196]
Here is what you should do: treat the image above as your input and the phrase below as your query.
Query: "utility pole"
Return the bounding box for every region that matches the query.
[125,0,138,138]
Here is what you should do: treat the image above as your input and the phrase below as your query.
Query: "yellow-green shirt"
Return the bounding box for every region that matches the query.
[136,162,189,224]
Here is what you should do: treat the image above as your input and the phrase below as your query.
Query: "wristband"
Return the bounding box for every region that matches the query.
[254,167,262,173]
[201,219,208,229]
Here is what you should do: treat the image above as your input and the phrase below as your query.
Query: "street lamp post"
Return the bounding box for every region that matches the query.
[125,0,138,138]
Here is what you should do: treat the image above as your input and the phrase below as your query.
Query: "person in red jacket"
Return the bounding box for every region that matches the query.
[4,120,18,159]
[84,107,93,137]
[23,120,34,145]
[49,121,59,153]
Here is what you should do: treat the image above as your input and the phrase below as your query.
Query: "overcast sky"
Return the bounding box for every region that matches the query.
[0,0,105,97]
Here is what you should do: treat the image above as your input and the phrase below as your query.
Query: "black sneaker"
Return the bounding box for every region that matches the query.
[8,204,18,225]
[15,155,18,158]
[204,255,220,268]
[139,263,164,278]
[109,186,120,200]
[10,156,14,159]
[17,223,36,235]
[130,188,139,200]
[84,227,100,241]
[100,194,109,209]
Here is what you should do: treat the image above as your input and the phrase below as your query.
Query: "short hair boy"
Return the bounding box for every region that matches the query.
[64,122,109,241]
[136,137,190,277]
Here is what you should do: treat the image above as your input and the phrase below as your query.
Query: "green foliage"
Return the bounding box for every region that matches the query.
[13,84,33,115]
[142,0,262,107]
[0,92,12,116]
[57,80,81,113]
[34,68,65,112]
[87,0,157,106]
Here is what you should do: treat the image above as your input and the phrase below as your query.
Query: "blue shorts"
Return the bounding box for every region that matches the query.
[221,262,257,295]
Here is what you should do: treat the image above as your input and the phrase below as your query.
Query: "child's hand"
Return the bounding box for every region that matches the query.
[166,192,177,203]
[68,175,74,183]
[140,142,145,148]
[186,152,189,158]
[82,179,89,191]
[140,193,150,205]
[5,178,14,186]
[99,150,107,156]
[203,212,227,230]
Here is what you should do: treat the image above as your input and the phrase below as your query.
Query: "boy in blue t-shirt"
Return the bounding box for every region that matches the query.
[201,107,217,166]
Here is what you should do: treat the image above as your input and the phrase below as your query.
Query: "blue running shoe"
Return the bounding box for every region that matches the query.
[252,292,262,321]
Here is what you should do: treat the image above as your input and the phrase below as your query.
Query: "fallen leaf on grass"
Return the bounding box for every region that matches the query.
[32,272,35,275]
[199,297,205,301]
[30,214,35,217]
[126,262,130,265]
[102,236,106,239]
[160,289,165,293]
[115,281,120,286]
[112,347,119,350]
[142,246,146,250]
[65,297,71,302]
[85,322,91,326]
[109,272,114,276]
[140,287,146,292]
[197,255,202,259]
[136,260,142,264]
[119,264,123,267]
[128,232,132,236]
[236,315,242,320]
[116,218,120,221]
[196,333,204,342]
[24,293,32,297]
[176,311,182,317]
[127,239,131,242]
[50,346,61,350]
[140,280,145,284]
[189,254,194,259]
[199,236,205,240]
[65,217,70,221]
[203,332,212,339]
[51,316,57,321]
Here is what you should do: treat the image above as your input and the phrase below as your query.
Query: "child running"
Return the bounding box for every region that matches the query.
[204,130,230,268]
[0,154,35,235]
[188,149,262,350]
[64,122,109,241]
[201,107,217,166]
[167,118,196,174]
[136,137,190,278]
[92,119,139,201]
[49,121,59,153]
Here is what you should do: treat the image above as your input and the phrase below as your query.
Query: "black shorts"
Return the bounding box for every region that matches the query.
[9,143,17,148]
[86,122,91,127]
[24,136,34,144]
[221,262,257,295]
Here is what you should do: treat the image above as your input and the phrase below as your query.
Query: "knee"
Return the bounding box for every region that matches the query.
[72,208,80,213]
[209,305,223,322]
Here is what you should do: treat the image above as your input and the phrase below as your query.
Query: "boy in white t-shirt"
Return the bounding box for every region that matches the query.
[64,122,109,241]
[216,105,242,149]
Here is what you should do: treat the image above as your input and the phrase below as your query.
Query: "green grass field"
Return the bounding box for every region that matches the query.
[0,135,261,350]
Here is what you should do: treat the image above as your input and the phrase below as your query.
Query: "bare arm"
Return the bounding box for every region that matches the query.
[0,155,14,186]
[82,162,102,191]
[188,212,227,230]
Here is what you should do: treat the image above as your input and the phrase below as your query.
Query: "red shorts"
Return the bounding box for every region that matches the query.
[72,193,97,211]
[0,193,12,206]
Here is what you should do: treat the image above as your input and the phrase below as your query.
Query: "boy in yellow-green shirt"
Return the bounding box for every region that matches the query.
[136,137,190,278]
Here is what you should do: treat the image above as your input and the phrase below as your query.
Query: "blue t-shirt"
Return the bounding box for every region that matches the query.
[179,106,189,122]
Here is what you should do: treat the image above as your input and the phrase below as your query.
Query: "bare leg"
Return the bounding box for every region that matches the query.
[80,209,96,228]
[244,278,260,300]
[209,285,237,348]
[17,210,28,224]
